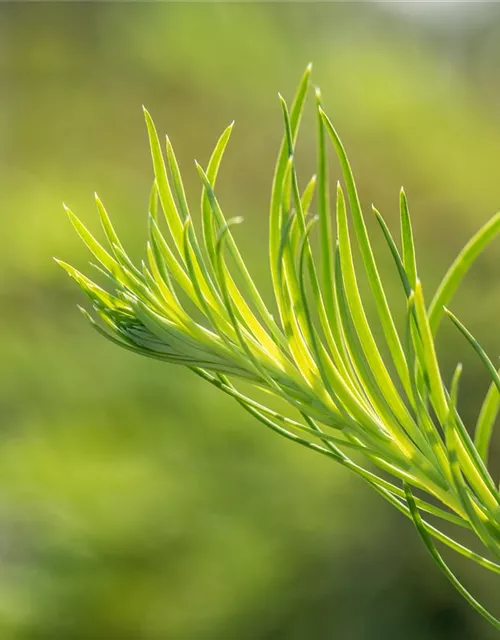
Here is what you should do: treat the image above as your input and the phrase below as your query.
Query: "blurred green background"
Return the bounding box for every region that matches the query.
[1,2,500,638]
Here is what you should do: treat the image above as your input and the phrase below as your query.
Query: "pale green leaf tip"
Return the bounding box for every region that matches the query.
[306,62,313,73]
[142,106,153,125]
[78,305,93,321]
[194,160,206,179]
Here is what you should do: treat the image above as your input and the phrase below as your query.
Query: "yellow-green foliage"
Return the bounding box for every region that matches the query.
[60,66,500,628]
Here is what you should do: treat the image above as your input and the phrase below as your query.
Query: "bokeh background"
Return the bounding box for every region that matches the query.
[1,2,500,638]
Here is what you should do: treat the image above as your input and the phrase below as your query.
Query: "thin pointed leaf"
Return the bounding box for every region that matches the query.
[475,371,500,465]
[405,483,500,629]
[429,212,500,335]
[400,188,418,290]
